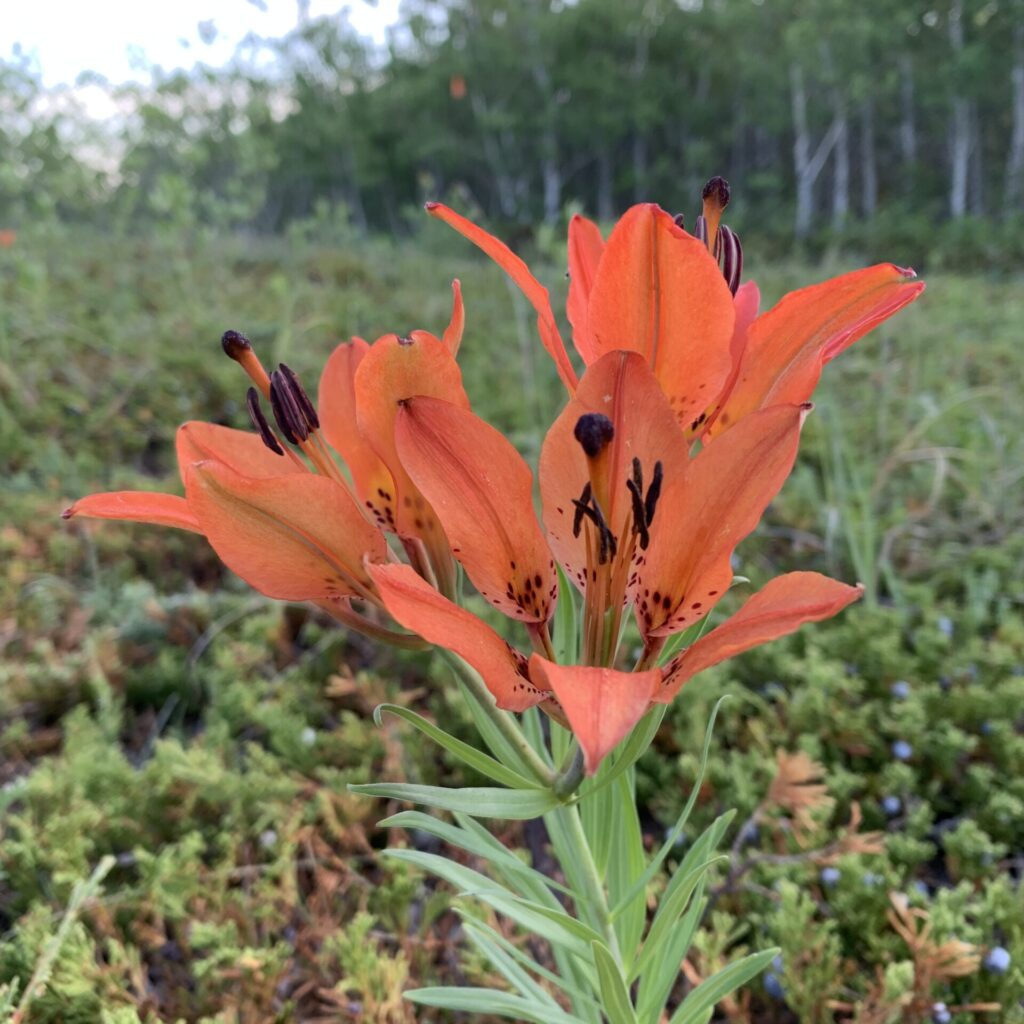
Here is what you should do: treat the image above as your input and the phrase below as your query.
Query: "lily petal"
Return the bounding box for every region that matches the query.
[184,459,386,602]
[566,213,604,364]
[638,403,810,638]
[540,351,687,594]
[354,331,469,541]
[396,396,556,623]
[528,655,661,775]
[709,264,924,435]
[175,420,301,482]
[657,573,864,702]
[319,338,401,532]
[425,202,578,393]
[62,491,201,533]
[586,204,735,438]
[370,563,546,712]
[442,279,465,356]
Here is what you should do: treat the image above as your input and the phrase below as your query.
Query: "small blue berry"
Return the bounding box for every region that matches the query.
[890,680,911,699]
[883,795,902,817]
[892,740,913,761]
[932,1002,951,1024]
[772,955,784,972]
[937,616,953,638]
[862,871,882,887]
[764,971,785,1000]
[980,720,994,736]
[913,880,930,896]
[820,866,841,887]
[985,946,1011,973]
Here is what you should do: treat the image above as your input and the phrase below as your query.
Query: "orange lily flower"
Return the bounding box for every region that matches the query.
[372,350,862,773]
[63,289,467,640]
[427,180,923,439]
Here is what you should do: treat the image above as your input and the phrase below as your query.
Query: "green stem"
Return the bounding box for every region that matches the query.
[441,651,556,787]
[559,801,621,961]
[553,744,585,799]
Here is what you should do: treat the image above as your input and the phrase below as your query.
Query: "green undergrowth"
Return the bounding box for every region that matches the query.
[1,227,1022,1021]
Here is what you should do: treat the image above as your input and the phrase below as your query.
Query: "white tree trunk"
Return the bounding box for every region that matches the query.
[861,95,878,217]
[949,0,971,218]
[899,54,917,178]
[1005,22,1024,210]
[832,106,850,229]
[791,62,842,238]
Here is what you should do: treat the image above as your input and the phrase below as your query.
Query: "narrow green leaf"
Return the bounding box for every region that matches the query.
[610,697,729,919]
[383,848,511,898]
[607,774,647,967]
[630,857,724,984]
[350,781,559,819]
[460,916,602,1014]
[456,676,536,777]
[405,987,583,1023]
[552,565,579,664]
[477,891,605,960]
[373,704,538,789]
[380,810,574,901]
[591,941,639,1024]
[462,917,562,1008]
[668,949,779,1024]
[636,885,708,1022]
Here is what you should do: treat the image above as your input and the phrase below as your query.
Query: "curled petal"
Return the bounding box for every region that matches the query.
[638,403,809,638]
[319,338,400,531]
[396,396,556,623]
[62,491,201,534]
[370,563,545,712]
[184,460,387,602]
[442,279,465,356]
[175,421,301,482]
[587,204,735,438]
[528,656,661,775]
[354,331,469,541]
[709,264,924,435]
[566,213,604,364]
[425,202,578,393]
[658,573,863,701]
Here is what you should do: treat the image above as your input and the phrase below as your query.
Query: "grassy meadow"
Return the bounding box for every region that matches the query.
[1,224,1023,1022]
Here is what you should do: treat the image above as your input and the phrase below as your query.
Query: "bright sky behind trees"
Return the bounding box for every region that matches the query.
[7,0,401,87]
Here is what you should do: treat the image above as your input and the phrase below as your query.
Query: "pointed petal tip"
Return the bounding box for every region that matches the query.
[60,505,75,520]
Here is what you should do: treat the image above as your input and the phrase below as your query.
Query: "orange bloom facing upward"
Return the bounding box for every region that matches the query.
[0,230,16,249]
[427,178,924,440]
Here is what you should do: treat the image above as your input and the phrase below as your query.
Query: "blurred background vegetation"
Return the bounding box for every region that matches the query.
[2,1,1024,1022]
[4,0,1024,265]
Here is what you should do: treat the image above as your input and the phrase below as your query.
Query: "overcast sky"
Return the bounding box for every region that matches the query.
[7,0,402,87]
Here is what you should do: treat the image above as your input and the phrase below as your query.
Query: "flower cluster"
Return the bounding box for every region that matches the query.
[65,181,923,774]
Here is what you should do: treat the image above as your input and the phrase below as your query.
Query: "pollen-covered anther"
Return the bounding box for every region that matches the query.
[573,413,614,458]
[702,175,731,212]
[269,364,320,446]
[246,387,285,456]
[222,328,272,396]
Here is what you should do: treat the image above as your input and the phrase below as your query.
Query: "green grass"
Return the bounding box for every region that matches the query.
[1,226,1022,1022]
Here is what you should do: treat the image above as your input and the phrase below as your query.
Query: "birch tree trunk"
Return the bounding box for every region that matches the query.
[899,54,917,184]
[832,105,850,229]
[949,0,971,218]
[791,62,842,238]
[1005,21,1024,210]
[861,94,878,218]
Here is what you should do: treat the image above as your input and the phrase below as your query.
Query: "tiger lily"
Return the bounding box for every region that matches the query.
[426,179,924,439]
[63,290,467,643]
[371,349,862,774]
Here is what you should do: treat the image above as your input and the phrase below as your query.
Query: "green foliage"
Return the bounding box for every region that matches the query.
[3,228,1024,1020]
